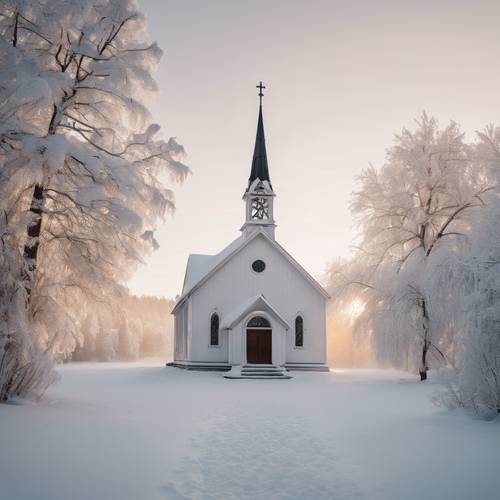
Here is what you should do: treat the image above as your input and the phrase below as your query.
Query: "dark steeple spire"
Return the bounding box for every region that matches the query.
[248,82,271,189]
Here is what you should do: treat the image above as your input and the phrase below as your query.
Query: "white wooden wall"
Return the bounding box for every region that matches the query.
[174,301,190,361]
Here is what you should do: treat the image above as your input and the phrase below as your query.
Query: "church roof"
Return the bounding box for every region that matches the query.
[248,105,271,189]
[172,229,329,314]
[220,294,291,330]
[181,235,245,297]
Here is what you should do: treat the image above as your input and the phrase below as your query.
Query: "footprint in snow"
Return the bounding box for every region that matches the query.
[161,409,365,500]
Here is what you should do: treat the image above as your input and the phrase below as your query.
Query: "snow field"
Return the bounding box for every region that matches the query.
[1,363,499,500]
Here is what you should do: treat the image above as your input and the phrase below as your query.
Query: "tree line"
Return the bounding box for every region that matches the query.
[71,293,174,362]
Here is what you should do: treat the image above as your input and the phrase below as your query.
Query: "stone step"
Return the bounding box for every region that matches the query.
[241,368,283,372]
[225,374,292,380]
[242,365,284,370]
[224,365,292,380]
[241,372,285,376]
[241,370,285,374]
[242,367,284,370]
[242,366,283,370]
[241,367,283,370]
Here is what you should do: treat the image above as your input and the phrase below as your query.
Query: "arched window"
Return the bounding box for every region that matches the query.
[295,316,304,347]
[210,313,219,346]
[247,316,271,328]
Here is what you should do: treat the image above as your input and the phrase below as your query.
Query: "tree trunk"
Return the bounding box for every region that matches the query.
[419,343,429,381]
[21,103,61,303]
[23,183,44,300]
[419,297,430,381]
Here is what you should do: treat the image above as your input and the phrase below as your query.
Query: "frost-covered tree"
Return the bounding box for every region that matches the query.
[0,0,188,399]
[432,127,500,417]
[117,317,140,360]
[443,257,500,418]
[0,212,57,400]
[330,114,492,380]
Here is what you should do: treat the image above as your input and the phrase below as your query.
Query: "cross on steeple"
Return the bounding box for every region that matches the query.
[256,81,266,106]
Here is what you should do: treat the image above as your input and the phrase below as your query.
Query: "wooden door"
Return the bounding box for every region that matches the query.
[246,329,272,364]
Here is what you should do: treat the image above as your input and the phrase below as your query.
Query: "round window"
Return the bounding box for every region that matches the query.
[252,259,266,273]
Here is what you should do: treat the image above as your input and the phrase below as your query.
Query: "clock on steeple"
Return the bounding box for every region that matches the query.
[251,196,269,220]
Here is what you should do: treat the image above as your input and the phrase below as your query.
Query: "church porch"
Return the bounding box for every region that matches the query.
[220,295,290,370]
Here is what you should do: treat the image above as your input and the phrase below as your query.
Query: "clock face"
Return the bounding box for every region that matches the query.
[251,197,269,220]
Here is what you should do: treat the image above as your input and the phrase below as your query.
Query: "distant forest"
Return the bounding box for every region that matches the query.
[71,294,175,362]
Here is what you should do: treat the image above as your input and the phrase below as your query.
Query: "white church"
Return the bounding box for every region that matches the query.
[170,84,329,378]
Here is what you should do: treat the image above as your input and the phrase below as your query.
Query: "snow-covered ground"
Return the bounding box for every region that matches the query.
[1,363,499,500]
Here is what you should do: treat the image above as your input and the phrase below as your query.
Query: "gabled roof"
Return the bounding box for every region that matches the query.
[181,235,244,296]
[248,105,271,189]
[172,229,330,314]
[220,294,291,330]
[246,178,274,197]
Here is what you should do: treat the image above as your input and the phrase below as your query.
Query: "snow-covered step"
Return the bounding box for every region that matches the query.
[242,364,285,370]
[242,365,283,369]
[241,366,287,373]
[241,369,283,373]
[224,365,292,379]
[242,364,277,368]
[241,372,285,376]
[242,364,286,370]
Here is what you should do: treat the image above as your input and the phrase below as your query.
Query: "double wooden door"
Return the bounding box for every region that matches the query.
[246,329,272,364]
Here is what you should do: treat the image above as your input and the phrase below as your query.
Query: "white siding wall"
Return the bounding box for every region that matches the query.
[174,300,191,361]
[188,235,326,364]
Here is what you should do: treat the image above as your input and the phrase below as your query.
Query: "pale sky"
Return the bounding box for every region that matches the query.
[129,0,500,298]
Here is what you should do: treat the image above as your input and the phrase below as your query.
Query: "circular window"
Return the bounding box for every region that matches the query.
[252,259,266,273]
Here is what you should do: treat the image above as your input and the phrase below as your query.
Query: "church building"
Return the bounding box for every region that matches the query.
[171,84,329,378]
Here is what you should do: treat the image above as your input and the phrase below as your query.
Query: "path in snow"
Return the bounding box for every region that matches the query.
[162,406,363,500]
[1,363,499,500]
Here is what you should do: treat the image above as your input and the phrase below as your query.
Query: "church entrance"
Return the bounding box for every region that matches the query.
[246,330,272,364]
[246,316,272,364]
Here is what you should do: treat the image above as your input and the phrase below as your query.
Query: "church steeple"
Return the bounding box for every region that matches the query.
[248,100,271,189]
[241,82,276,239]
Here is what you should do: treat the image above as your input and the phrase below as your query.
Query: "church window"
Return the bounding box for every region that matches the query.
[295,316,304,347]
[247,316,271,328]
[252,259,266,273]
[210,313,219,346]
